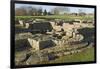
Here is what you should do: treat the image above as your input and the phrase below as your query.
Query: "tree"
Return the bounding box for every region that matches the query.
[27,6,38,16]
[51,7,70,15]
[37,7,43,16]
[27,6,34,16]
[15,7,27,16]
[57,7,70,15]
[78,9,86,16]
[48,12,52,15]
[43,9,47,15]
[52,7,59,15]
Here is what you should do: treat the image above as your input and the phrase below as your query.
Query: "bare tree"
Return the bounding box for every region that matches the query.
[51,7,70,15]
[51,7,60,15]
[15,6,27,16]
[78,9,86,16]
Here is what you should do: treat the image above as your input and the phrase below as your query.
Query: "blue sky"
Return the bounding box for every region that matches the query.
[15,3,94,13]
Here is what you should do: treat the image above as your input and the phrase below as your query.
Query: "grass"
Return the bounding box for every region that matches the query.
[15,47,95,65]
[47,47,95,64]
[15,15,94,21]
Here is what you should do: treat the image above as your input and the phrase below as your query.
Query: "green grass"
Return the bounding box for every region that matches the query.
[48,47,95,64]
[15,15,94,21]
[15,47,95,65]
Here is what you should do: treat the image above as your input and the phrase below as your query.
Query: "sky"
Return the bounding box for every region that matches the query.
[15,3,94,14]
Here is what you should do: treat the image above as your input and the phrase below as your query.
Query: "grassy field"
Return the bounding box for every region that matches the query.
[15,46,95,65]
[49,47,94,63]
[15,15,94,21]
[43,47,95,64]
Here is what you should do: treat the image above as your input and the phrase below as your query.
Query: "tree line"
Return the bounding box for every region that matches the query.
[15,6,55,16]
[15,6,89,16]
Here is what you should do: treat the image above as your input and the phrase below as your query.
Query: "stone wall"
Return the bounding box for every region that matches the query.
[28,38,39,50]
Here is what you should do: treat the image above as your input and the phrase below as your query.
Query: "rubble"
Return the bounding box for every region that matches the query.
[15,18,94,65]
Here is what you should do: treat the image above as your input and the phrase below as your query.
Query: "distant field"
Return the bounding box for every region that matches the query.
[15,15,94,21]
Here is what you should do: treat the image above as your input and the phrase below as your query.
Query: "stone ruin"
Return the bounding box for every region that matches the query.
[15,18,94,65]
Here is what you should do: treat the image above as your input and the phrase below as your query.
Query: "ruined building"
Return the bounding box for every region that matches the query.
[27,34,56,50]
[26,22,53,34]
